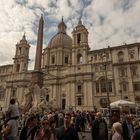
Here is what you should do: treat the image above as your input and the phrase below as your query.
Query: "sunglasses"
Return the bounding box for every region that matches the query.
[42,122,49,125]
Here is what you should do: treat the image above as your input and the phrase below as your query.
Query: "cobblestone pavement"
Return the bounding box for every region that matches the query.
[78,130,112,140]
[78,131,92,140]
[17,131,111,140]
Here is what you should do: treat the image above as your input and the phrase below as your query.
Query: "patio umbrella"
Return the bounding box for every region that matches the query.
[110,100,136,108]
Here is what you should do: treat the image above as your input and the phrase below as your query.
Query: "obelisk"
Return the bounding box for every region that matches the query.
[31,14,44,88]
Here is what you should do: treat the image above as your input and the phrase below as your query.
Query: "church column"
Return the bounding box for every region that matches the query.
[71,82,76,109]
[84,81,88,106]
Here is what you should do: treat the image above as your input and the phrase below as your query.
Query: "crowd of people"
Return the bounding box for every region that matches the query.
[0,98,140,140]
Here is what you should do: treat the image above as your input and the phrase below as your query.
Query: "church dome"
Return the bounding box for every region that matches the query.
[48,18,72,48]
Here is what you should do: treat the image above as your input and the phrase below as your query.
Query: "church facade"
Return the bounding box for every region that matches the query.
[0,16,140,111]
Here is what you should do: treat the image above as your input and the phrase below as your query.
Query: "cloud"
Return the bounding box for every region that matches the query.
[0,0,140,69]
[84,0,140,48]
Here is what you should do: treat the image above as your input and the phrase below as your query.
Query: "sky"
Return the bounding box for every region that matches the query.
[0,0,140,69]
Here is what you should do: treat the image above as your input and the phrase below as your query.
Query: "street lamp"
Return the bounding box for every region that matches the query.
[128,49,136,104]
[102,50,111,114]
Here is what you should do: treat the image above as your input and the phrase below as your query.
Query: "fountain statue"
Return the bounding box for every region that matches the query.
[21,84,57,113]
[21,86,33,112]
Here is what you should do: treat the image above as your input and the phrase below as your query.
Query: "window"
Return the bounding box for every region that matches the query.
[108,82,112,92]
[77,33,81,44]
[0,87,5,100]
[46,95,49,102]
[120,69,125,76]
[122,83,127,92]
[77,96,82,106]
[100,79,107,93]
[131,67,137,76]
[118,51,124,62]
[51,55,55,64]
[96,82,99,93]
[119,68,127,77]
[129,49,135,59]
[95,79,113,94]
[133,83,140,91]
[11,88,16,97]
[65,56,68,64]
[78,67,81,70]
[16,64,20,72]
[80,56,83,63]
[77,54,83,64]
[19,47,21,54]
[77,85,82,93]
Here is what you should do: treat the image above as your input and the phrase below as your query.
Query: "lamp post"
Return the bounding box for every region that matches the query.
[102,51,111,115]
[128,49,136,104]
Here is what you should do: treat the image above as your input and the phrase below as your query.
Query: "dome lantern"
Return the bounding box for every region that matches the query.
[58,17,67,34]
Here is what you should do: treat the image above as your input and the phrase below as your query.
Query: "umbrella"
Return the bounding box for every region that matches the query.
[110,100,136,108]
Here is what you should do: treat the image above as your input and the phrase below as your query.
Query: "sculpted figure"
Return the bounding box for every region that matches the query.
[48,98,57,109]
[32,84,41,108]
[22,87,33,112]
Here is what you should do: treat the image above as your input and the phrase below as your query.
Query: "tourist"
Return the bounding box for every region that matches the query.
[109,112,121,140]
[112,122,123,140]
[7,98,20,121]
[91,112,108,140]
[34,118,56,140]
[56,112,79,140]
[1,117,19,140]
[58,112,64,127]
[134,119,140,140]
[80,112,86,132]
[20,117,32,140]
[20,115,38,140]
[1,98,20,140]
[74,111,81,132]
[122,114,135,140]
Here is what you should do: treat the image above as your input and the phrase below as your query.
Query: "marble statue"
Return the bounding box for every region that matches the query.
[22,84,58,113]
[32,84,41,108]
[21,86,34,112]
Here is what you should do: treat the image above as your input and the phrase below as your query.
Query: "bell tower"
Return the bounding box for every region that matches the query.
[72,19,89,65]
[13,34,30,73]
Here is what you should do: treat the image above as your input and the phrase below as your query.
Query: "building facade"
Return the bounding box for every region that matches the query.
[0,17,140,111]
